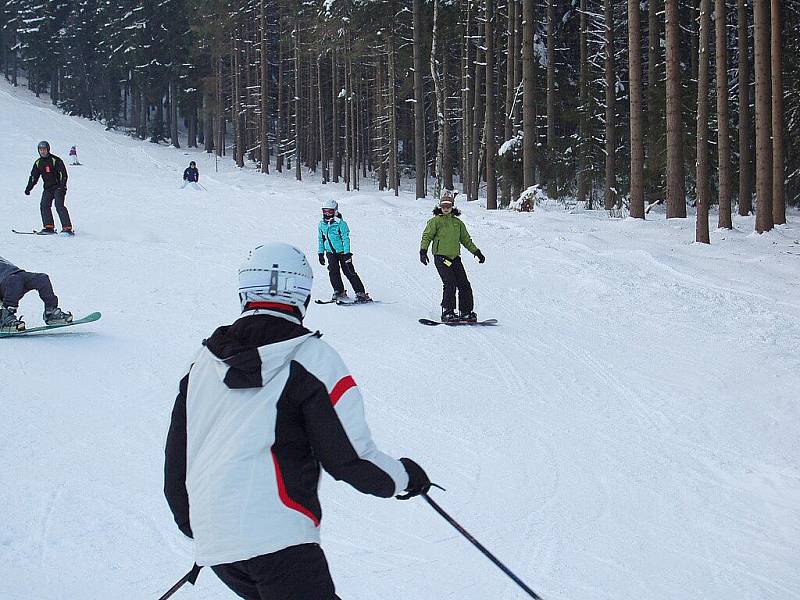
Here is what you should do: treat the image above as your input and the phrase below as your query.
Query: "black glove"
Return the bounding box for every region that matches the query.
[396,458,431,500]
[343,253,353,264]
[419,250,429,265]
[318,253,326,266]
[24,189,31,196]
[475,249,486,264]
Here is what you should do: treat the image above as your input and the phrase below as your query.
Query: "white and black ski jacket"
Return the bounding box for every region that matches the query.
[164,310,408,566]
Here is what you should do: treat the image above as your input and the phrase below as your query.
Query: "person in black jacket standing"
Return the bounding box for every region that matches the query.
[24,141,73,235]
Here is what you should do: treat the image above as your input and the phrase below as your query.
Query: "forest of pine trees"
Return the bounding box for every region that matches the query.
[2,0,798,240]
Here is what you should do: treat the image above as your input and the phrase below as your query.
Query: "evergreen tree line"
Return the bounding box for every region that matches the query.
[1,0,797,238]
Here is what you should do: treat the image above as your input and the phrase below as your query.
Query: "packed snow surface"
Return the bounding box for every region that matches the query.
[1,81,799,600]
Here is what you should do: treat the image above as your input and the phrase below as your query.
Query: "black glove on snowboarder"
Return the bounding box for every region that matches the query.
[318,253,326,266]
[396,458,431,500]
[419,250,429,265]
[475,249,486,264]
[24,189,31,196]
[343,253,353,264]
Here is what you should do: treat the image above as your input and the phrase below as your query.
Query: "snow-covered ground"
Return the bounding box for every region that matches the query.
[1,80,799,600]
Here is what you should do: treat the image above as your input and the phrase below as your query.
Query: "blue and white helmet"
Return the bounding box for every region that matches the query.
[321,199,338,212]
[238,243,313,316]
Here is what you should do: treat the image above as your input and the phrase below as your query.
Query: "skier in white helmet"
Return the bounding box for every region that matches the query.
[164,242,431,599]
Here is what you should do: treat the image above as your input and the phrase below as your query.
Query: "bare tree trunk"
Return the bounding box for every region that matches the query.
[204,87,215,153]
[503,0,516,205]
[695,0,711,243]
[462,1,474,196]
[318,47,327,183]
[604,0,616,210]
[431,0,445,197]
[485,0,497,209]
[522,0,535,189]
[737,0,752,214]
[546,0,555,152]
[665,0,686,217]
[647,0,662,202]
[629,0,645,218]
[294,19,302,181]
[770,0,785,225]
[170,79,180,148]
[441,48,453,191]
[388,34,399,196]
[331,49,340,182]
[715,0,732,229]
[277,30,285,172]
[753,0,772,232]
[260,0,270,173]
[412,0,427,199]
[578,0,590,207]
[471,17,485,202]
[344,45,351,190]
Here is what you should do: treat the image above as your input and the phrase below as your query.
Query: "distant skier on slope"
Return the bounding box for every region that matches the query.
[164,242,431,599]
[0,255,73,332]
[420,189,485,323]
[317,199,372,303]
[182,161,199,188]
[24,140,74,235]
[68,145,80,165]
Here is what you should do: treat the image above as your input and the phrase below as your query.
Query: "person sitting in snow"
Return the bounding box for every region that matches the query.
[0,255,73,332]
[317,199,372,303]
[419,189,485,323]
[183,161,199,184]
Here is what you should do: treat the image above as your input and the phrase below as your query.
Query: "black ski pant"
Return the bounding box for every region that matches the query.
[434,255,473,313]
[40,186,72,229]
[211,543,341,600]
[0,271,58,309]
[326,252,365,295]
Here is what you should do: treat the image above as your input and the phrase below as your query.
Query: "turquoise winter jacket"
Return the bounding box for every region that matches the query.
[318,217,352,254]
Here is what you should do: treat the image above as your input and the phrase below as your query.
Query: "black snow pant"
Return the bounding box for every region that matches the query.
[0,271,58,309]
[434,255,473,313]
[40,186,72,230]
[211,543,341,600]
[326,252,365,295]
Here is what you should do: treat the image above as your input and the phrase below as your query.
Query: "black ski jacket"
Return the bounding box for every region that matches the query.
[26,154,68,193]
[183,167,199,182]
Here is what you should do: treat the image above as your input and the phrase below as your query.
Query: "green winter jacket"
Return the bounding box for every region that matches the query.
[420,210,479,259]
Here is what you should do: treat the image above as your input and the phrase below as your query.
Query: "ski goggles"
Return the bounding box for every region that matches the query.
[322,209,336,218]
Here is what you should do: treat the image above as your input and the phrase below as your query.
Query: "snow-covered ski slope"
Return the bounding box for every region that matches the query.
[1,80,799,600]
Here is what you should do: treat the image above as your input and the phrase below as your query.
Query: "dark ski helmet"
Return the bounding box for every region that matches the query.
[37,140,50,151]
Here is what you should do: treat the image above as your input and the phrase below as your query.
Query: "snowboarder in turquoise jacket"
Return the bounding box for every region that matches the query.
[317,200,372,303]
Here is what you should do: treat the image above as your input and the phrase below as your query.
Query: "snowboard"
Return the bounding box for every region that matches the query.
[0,312,101,337]
[315,299,390,306]
[419,318,497,327]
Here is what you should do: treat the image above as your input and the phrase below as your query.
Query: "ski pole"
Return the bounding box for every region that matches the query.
[422,492,544,599]
[157,564,202,600]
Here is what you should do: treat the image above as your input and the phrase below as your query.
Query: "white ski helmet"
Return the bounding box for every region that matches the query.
[321,199,338,212]
[238,243,313,317]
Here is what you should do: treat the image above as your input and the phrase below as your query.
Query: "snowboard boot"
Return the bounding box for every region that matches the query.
[60,226,75,236]
[332,290,349,302]
[441,308,459,323]
[459,311,478,323]
[0,306,25,332]
[43,306,73,325]
[38,226,57,235]
[355,292,373,303]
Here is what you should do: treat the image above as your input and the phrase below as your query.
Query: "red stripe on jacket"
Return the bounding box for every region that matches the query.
[330,375,356,406]
[271,450,320,527]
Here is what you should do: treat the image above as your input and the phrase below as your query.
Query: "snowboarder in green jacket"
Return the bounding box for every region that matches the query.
[419,190,485,322]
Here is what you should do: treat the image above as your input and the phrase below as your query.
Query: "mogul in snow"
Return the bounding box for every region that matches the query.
[420,189,486,323]
[24,140,74,235]
[0,256,73,332]
[164,243,431,599]
[182,161,199,187]
[317,199,372,303]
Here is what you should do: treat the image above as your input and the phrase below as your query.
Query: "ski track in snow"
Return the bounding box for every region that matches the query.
[1,80,799,599]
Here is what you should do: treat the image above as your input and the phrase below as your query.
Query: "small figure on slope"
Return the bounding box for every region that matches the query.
[182,161,199,188]
[0,255,73,332]
[164,243,431,599]
[68,145,81,165]
[317,199,372,303]
[24,140,74,235]
[419,189,486,323]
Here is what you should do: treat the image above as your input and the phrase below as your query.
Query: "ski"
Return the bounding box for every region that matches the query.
[0,312,101,338]
[419,318,498,327]
[12,229,57,235]
[315,299,390,306]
